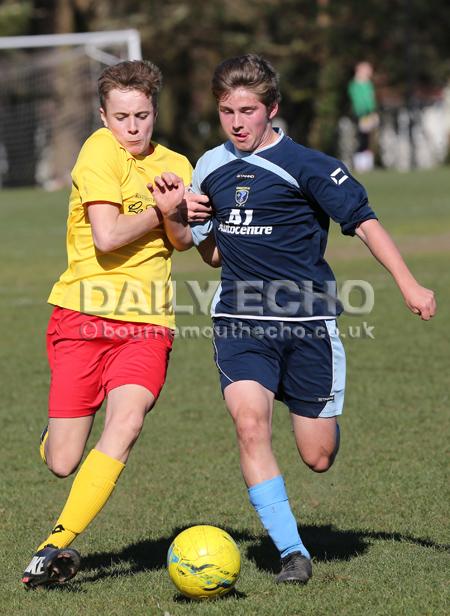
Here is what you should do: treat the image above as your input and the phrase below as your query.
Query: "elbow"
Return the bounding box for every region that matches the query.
[93,235,118,253]
[174,244,192,252]
[355,225,367,244]
[172,238,194,252]
[209,258,222,268]
[356,218,379,242]
[201,253,221,268]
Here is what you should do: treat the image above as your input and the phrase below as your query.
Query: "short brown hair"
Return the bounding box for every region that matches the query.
[98,60,162,110]
[212,54,281,108]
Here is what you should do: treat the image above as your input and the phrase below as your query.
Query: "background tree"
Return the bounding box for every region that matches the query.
[0,0,448,180]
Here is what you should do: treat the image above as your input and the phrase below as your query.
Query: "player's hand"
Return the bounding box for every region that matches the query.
[147,173,185,218]
[183,189,212,223]
[403,284,436,321]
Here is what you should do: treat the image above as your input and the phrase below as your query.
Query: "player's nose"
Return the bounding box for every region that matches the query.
[128,118,138,134]
[232,113,243,128]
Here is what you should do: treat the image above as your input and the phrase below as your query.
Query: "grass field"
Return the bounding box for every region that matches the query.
[0,168,449,615]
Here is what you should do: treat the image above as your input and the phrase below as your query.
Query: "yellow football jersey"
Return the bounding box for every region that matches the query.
[48,128,192,327]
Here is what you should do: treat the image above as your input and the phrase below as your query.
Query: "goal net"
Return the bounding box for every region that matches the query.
[0,30,141,188]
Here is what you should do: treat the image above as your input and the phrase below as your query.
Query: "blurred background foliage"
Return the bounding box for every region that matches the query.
[0,0,449,160]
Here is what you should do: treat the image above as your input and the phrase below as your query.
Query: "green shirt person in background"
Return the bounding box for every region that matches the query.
[348,61,379,172]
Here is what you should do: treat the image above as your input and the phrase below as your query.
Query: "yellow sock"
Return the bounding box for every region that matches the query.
[39,427,48,464]
[37,449,125,551]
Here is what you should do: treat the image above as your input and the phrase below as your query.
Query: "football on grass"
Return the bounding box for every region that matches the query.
[167,525,240,600]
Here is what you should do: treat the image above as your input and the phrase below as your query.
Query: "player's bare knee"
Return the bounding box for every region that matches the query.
[110,408,146,444]
[302,448,336,473]
[311,455,333,473]
[234,413,270,450]
[46,455,80,478]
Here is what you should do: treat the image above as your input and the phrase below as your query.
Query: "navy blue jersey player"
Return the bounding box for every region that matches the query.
[184,54,436,584]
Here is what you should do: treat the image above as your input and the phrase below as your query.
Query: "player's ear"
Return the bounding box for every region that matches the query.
[268,102,279,120]
[99,107,108,128]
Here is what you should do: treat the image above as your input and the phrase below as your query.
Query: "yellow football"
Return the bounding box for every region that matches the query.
[167,525,240,600]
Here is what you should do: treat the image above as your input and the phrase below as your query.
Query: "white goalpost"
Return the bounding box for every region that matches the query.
[0,30,142,189]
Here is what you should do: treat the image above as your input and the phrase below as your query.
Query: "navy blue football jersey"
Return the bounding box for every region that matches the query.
[191,130,377,320]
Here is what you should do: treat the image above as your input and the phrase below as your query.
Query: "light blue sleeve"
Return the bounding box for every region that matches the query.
[190,220,213,246]
[189,152,214,245]
[189,143,236,245]
[191,166,203,195]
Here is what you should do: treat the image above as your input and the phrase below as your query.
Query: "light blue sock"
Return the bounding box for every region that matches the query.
[248,475,310,559]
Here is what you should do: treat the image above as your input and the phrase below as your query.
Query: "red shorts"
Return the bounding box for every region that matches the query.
[47,307,174,418]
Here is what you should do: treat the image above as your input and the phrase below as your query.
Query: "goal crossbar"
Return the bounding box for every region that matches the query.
[0,29,142,60]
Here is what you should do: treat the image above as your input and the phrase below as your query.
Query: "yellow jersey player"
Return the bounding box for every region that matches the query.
[22,60,210,588]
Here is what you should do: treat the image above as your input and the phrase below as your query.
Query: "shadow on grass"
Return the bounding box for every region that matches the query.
[248,524,450,573]
[74,523,448,583]
[78,525,254,584]
[172,588,247,602]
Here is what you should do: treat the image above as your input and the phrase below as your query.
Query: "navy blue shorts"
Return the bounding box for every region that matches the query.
[212,317,346,418]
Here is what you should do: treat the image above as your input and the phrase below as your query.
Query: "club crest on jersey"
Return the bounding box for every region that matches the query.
[235,186,250,207]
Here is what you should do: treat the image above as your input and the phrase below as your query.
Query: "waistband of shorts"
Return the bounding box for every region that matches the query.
[51,306,175,341]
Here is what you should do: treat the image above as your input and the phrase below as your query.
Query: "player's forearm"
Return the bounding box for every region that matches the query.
[197,234,222,268]
[93,207,162,252]
[163,214,194,251]
[357,218,436,320]
[356,219,417,293]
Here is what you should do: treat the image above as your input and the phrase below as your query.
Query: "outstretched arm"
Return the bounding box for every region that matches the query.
[355,218,436,320]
